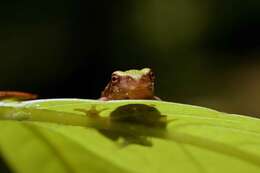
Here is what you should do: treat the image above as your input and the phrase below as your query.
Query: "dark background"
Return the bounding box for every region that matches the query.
[0,0,259,116]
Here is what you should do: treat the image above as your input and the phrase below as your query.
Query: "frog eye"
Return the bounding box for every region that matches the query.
[148,71,155,81]
[111,75,120,83]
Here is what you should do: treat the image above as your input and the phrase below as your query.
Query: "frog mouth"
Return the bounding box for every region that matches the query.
[127,88,154,99]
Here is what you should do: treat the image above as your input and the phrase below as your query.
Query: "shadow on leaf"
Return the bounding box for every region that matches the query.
[97,104,169,147]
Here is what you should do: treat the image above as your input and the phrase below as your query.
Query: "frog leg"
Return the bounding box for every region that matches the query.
[99,97,110,101]
[153,96,161,100]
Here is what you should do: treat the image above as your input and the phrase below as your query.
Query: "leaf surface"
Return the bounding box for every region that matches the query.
[0,99,260,173]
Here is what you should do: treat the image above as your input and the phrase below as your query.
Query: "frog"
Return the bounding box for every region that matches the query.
[76,68,168,146]
[100,68,160,101]
[0,91,37,101]
[75,68,161,118]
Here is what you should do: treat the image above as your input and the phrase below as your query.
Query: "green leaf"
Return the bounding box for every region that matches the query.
[1,99,260,173]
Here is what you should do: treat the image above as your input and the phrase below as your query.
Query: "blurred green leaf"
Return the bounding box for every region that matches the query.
[1,99,260,173]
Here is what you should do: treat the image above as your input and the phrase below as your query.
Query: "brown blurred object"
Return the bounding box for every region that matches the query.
[225,61,260,116]
[191,58,260,117]
[0,91,37,100]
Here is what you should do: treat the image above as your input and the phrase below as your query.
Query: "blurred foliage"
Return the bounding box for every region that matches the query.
[0,0,259,115]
